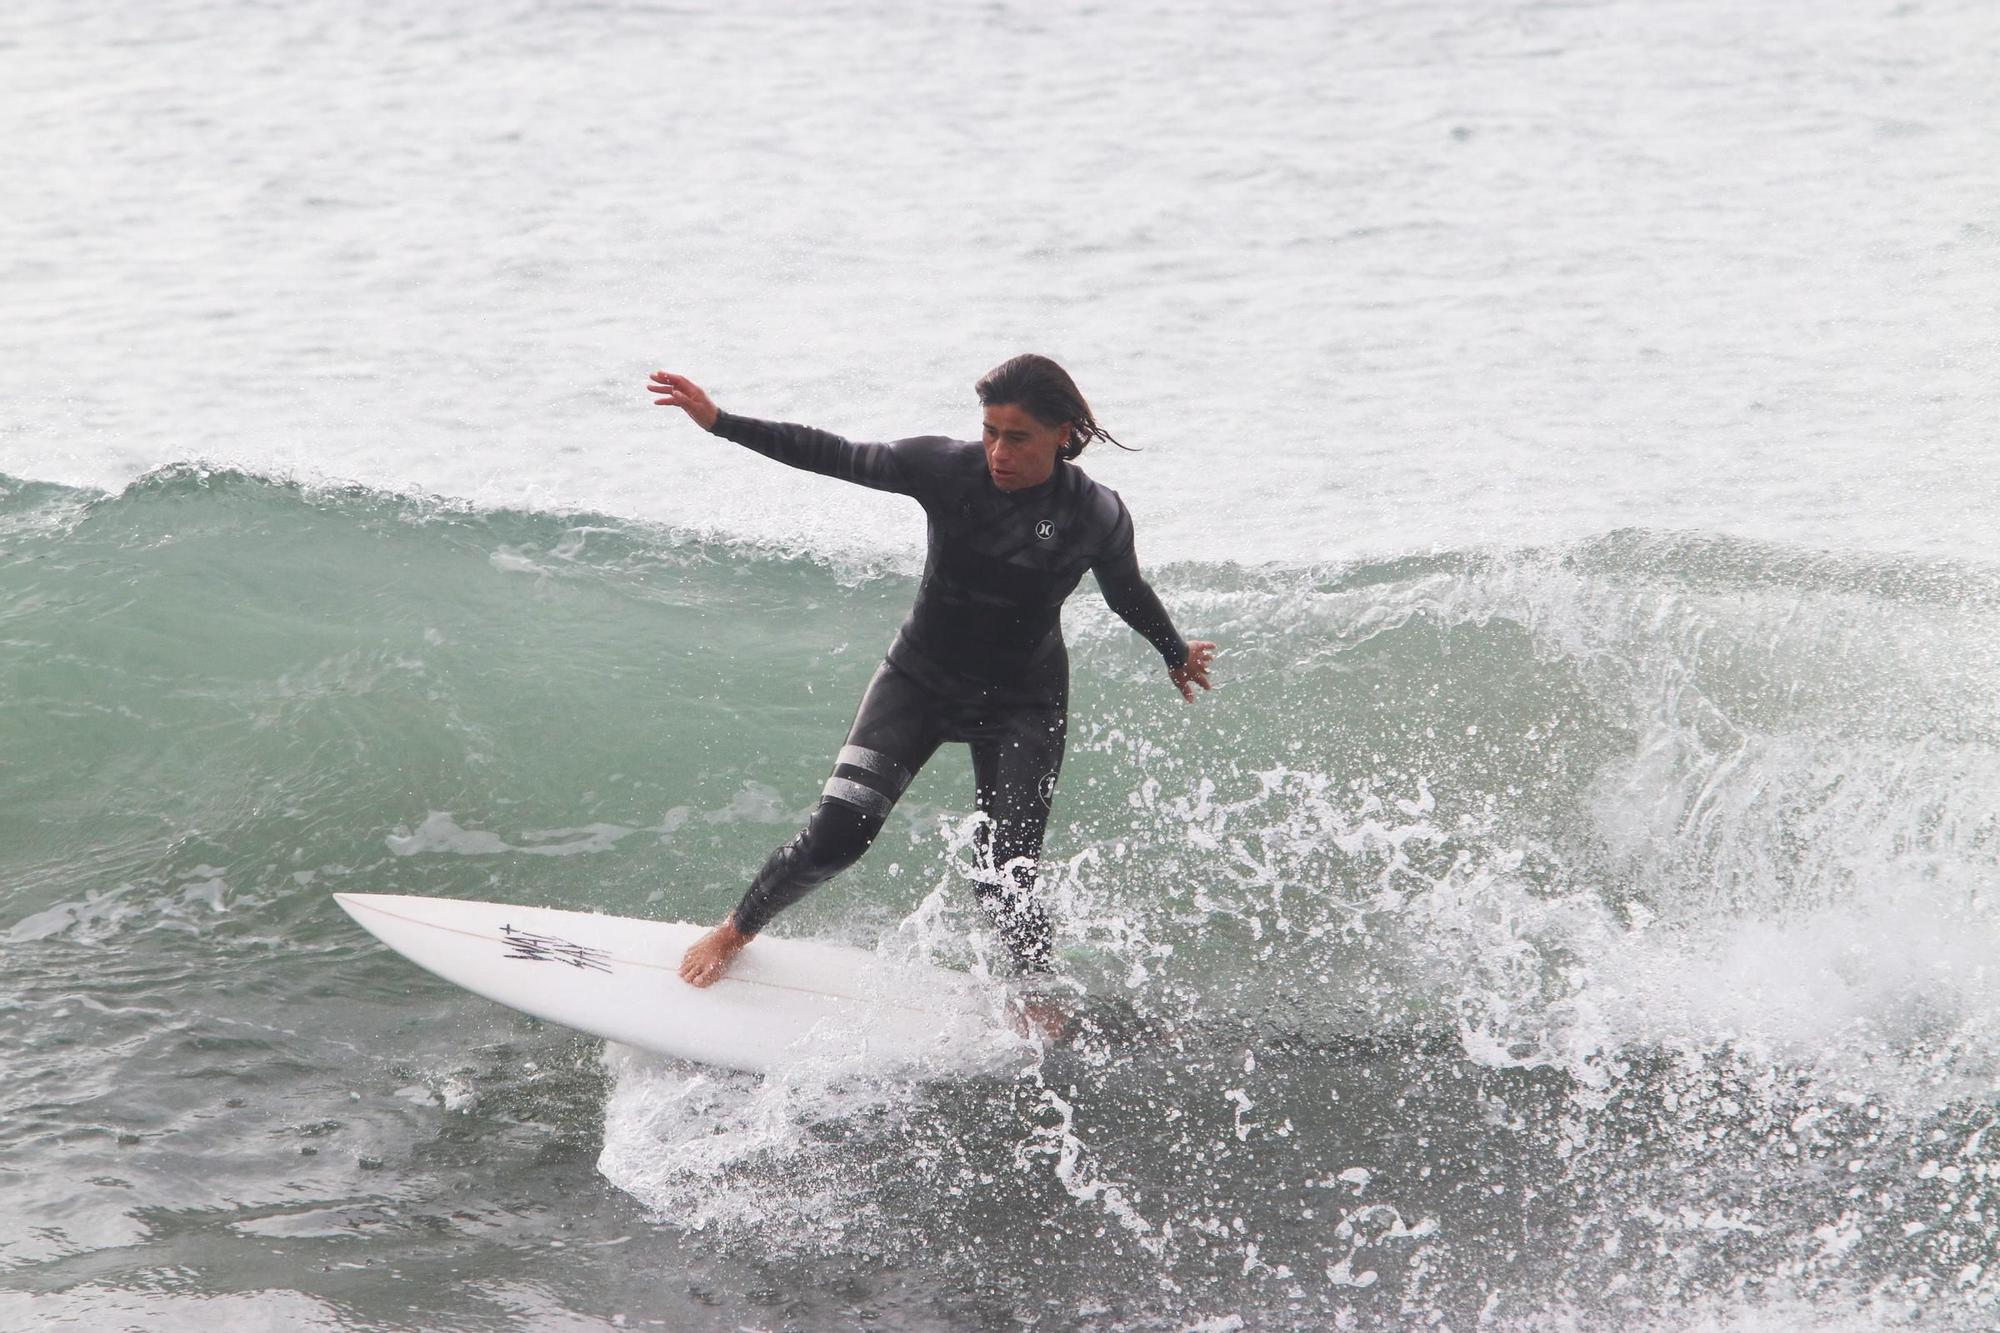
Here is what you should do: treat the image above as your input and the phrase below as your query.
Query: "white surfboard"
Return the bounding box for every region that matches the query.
[333,892,1005,1075]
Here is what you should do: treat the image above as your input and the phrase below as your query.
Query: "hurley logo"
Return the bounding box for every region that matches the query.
[1035,519,1056,541]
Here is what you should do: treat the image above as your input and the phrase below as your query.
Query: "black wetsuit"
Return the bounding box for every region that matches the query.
[712,411,1188,971]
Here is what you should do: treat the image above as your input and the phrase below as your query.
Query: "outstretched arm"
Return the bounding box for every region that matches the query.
[648,370,914,495]
[1092,515,1217,702]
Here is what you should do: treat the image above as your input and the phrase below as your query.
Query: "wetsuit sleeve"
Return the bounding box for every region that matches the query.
[709,410,923,496]
[1092,501,1190,670]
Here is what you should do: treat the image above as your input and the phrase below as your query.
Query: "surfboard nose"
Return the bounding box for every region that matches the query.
[333,891,422,920]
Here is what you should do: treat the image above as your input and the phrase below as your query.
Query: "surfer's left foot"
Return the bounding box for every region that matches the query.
[1014,995,1072,1043]
[679,916,750,987]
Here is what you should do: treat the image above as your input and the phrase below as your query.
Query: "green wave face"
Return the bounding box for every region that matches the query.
[7,466,2000,1326]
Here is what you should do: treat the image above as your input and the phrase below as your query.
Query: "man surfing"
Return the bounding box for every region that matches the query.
[646,355,1215,1000]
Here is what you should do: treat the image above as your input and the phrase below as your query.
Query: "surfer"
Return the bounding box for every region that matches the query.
[646,355,1215,996]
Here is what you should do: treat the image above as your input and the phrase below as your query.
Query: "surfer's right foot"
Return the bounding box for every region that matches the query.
[679,917,751,987]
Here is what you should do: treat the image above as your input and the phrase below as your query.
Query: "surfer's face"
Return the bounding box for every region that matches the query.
[980,403,1067,492]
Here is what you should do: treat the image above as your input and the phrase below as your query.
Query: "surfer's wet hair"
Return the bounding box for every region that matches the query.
[975,353,1136,461]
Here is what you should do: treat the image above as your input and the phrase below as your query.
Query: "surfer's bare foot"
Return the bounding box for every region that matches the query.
[1014,995,1072,1043]
[679,916,750,987]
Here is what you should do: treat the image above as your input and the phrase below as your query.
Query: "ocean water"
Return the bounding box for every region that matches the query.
[3,0,1997,1329]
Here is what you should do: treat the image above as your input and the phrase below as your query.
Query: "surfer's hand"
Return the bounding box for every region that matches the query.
[679,916,750,987]
[648,371,720,432]
[1169,640,1217,703]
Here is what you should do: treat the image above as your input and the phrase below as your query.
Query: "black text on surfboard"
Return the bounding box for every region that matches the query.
[499,924,614,973]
